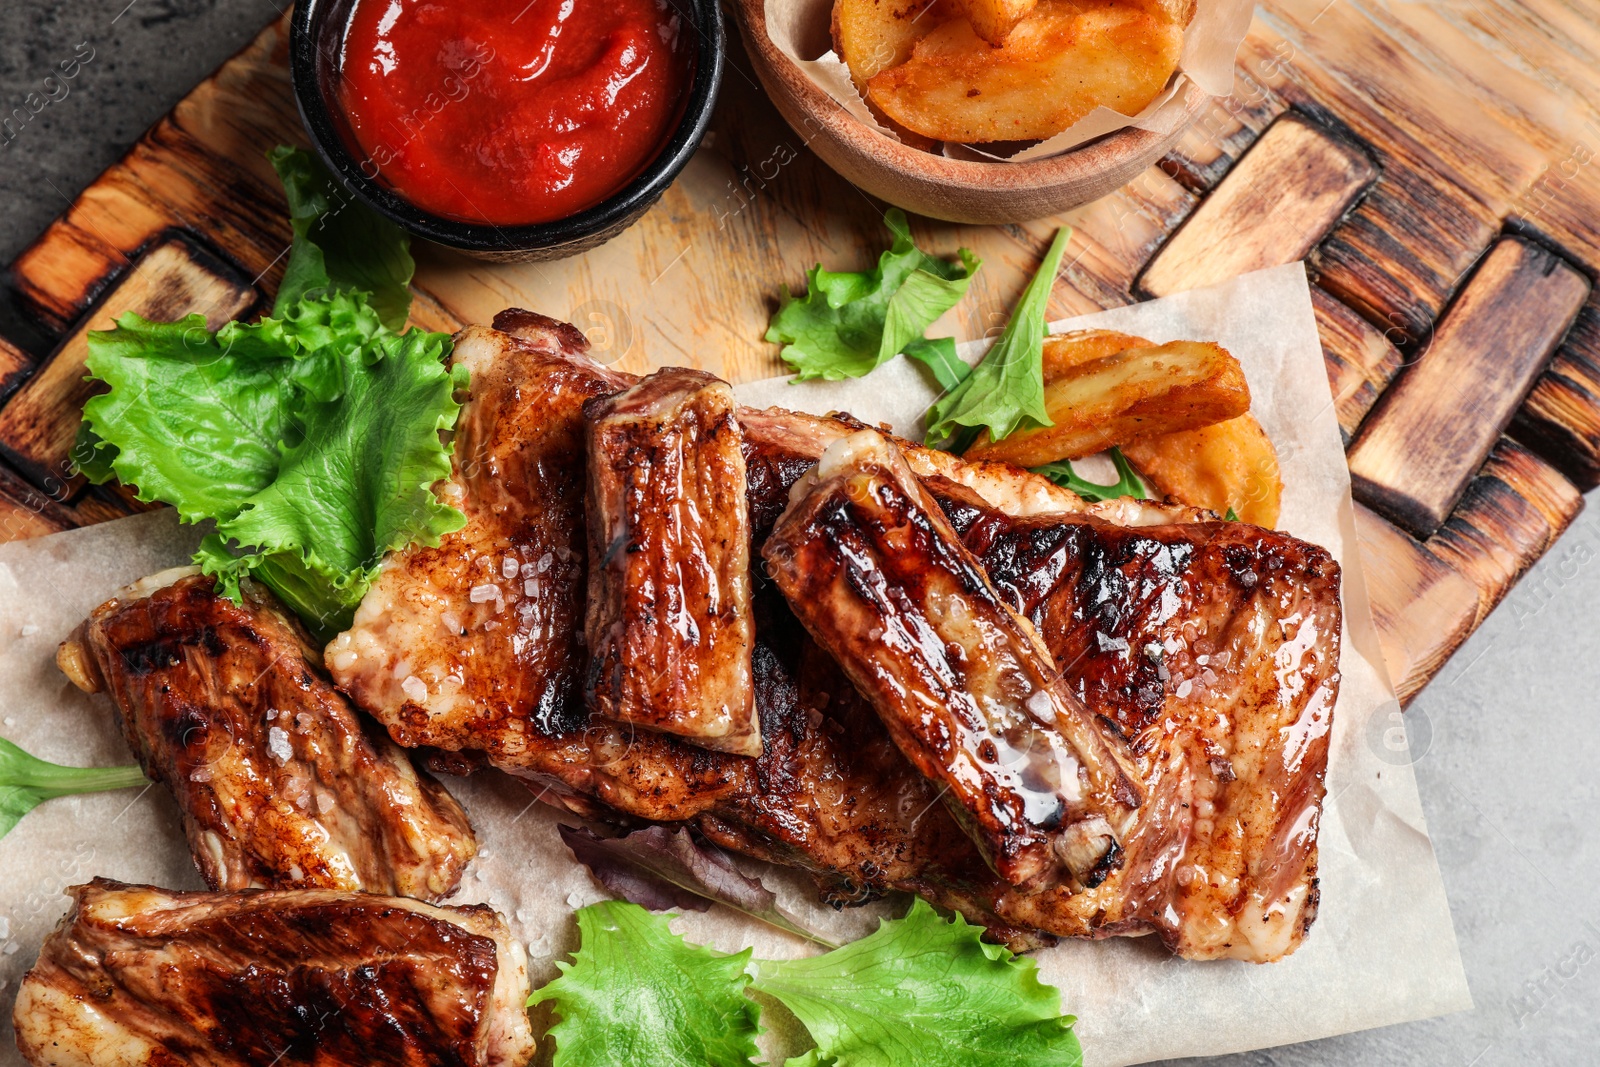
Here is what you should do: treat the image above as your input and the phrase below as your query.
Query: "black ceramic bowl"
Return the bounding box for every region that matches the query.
[289,0,724,262]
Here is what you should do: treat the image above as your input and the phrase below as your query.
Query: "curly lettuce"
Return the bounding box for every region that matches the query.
[768,208,979,383]
[74,148,463,638]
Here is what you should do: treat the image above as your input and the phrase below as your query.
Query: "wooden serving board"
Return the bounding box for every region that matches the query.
[2,2,1597,706]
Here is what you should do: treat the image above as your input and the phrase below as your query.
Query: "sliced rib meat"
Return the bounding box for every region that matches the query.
[12,878,534,1067]
[327,318,630,753]
[585,368,759,756]
[761,429,1143,893]
[961,506,1340,961]
[57,571,476,902]
[318,311,1337,960]
[326,318,747,823]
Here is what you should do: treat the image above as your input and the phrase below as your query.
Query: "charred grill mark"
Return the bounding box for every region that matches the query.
[118,636,185,675]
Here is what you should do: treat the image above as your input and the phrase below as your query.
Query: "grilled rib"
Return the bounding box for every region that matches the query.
[327,316,748,822]
[956,502,1340,961]
[57,571,476,901]
[584,368,759,756]
[322,312,1338,960]
[12,878,534,1067]
[327,313,630,753]
[761,429,1143,893]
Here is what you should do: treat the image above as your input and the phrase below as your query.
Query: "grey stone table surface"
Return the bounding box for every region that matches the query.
[1,3,1594,1065]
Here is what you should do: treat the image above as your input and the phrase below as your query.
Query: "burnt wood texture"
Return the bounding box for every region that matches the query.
[0,2,1596,707]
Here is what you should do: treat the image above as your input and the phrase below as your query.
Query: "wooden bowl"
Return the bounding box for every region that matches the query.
[730,0,1210,224]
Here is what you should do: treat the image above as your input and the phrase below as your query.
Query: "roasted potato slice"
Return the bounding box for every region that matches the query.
[949,0,1038,45]
[1040,329,1152,380]
[1121,415,1283,527]
[866,0,1183,143]
[962,340,1251,467]
[832,0,947,91]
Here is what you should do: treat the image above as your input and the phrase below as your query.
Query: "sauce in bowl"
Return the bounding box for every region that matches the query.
[335,0,694,226]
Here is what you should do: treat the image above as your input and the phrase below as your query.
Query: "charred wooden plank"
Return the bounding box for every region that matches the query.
[1513,297,1600,490]
[0,459,77,541]
[0,335,35,407]
[1353,503,1480,706]
[1311,284,1405,441]
[9,17,297,331]
[1348,237,1589,537]
[1425,438,1584,624]
[584,368,760,757]
[1137,112,1377,298]
[0,235,259,499]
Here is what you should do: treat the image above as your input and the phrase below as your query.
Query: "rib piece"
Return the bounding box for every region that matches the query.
[961,506,1340,961]
[12,878,534,1067]
[327,316,749,823]
[761,429,1143,893]
[58,571,476,901]
[327,315,631,753]
[585,369,759,756]
[705,487,1339,961]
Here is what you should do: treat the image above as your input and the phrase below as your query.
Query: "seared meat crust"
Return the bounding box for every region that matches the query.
[59,573,476,901]
[12,878,534,1067]
[762,430,1142,893]
[585,369,759,756]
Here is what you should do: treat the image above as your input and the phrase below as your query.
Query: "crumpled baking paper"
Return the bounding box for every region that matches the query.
[0,264,1469,1066]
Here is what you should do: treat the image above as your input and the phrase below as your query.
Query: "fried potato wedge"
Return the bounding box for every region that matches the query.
[866,0,1184,143]
[1040,329,1152,380]
[832,0,946,91]
[950,0,1039,45]
[1122,415,1283,527]
[963,340,1251,467]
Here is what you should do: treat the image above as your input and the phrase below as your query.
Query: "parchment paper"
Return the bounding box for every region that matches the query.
[0,264,1470,1065]
[764,0,1253,161]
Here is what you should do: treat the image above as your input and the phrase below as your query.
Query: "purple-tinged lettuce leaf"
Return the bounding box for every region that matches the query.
[558,825,835,947]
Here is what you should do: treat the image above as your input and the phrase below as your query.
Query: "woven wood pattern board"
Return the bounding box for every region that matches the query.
[2,2,1598,705]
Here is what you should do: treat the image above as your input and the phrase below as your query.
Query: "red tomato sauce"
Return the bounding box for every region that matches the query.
[335,0,693,226]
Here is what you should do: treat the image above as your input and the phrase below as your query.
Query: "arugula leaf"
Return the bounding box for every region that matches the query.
[530,901,762,1067]
[903,336,970,392]
[269,146,416,330]
[79,292,464,639]
[924,228,1071,452]
[1033,446,1148,503]
[1,736,146,840]
[768,209,978,381]
[751,898,1081,1067]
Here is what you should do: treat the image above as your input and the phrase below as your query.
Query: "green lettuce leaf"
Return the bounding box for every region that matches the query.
[269,145,416,330]
[768,209,978,381]
[79,292,463,639]
[751,898,1081,1067]
[1,736,146,841]
[1033,446,1148,503]
[530,901,762,1067]
[924,227,1071,452]
[903,336,970,392]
